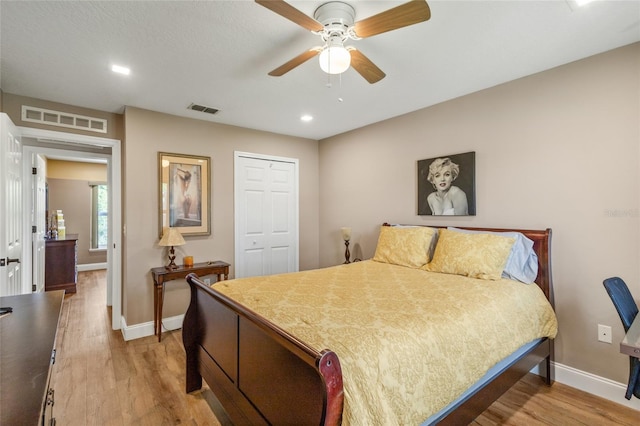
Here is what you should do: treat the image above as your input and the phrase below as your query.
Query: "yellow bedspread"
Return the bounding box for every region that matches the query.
[214,260,558,425]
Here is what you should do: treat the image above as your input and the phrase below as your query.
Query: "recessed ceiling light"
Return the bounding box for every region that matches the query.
[300,114,313,122]
[111,64,130,75]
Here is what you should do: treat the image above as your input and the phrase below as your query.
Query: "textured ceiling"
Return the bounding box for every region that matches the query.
[1,0,639,140]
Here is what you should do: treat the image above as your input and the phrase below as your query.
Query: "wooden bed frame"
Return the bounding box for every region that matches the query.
[183,226,554,425]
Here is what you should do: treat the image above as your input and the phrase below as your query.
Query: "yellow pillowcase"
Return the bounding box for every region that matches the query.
[373,226,437,268]
[423,229,515,280]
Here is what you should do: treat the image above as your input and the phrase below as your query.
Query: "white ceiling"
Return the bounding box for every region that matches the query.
[1,0,639,140]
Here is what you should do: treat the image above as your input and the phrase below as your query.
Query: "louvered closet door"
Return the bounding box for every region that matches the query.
[234,153,298,279]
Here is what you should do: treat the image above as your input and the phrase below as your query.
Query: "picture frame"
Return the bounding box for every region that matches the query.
[417,151,476,216]
[158,152,211,237]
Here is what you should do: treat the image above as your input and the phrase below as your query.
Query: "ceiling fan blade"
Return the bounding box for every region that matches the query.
[353,0,431,38]
[268,48,322,76]
[256,0,324,32]
[349,49,386,84]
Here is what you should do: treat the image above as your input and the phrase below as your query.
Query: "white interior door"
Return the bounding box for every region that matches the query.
[0,113,23,296]
[32,154,47,292]
[234,152,298,278]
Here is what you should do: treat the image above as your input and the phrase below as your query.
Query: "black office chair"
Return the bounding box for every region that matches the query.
[603,277,640,399]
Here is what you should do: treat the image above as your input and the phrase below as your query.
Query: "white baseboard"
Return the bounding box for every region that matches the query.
[121,314,184,341]
[77,262,107,271]
[532,362,640,411]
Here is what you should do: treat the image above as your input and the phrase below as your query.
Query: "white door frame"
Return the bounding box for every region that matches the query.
[20,127,122,330]
[234,151,299,277]
[31,153,47,293]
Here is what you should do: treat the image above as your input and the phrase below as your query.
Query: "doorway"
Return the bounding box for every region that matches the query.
[21,127,122,330]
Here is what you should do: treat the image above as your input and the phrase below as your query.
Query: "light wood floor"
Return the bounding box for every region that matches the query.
[51,270,639,425]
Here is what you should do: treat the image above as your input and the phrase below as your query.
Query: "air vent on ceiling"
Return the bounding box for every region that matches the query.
[188,103,219,115]
[21,105,107,134]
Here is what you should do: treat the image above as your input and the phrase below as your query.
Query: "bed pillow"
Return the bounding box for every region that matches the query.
[448,227,538,284]
[373,226,437,268]
[423,228,515,280]
[388,224,439,262]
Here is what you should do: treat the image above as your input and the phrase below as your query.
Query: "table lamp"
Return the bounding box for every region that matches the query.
[159,227,185,269]
[341,227,351,264]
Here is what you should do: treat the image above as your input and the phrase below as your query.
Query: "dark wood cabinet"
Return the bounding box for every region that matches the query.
[45,234,78,293]
[0,291,64,425]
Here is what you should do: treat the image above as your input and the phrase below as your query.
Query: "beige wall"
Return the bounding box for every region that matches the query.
[1,92,124,141]
[319,43,640,385]
[48,159,108,181]
[122,107,319,324]
[46,160,108,265]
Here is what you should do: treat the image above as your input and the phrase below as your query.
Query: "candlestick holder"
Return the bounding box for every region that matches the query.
[341,227,352,264]
[343,240,351,264]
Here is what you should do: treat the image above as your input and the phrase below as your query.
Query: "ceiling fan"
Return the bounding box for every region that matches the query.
[256,0,431,84]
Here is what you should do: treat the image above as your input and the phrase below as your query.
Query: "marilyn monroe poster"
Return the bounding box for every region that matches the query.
[418,151,475,216]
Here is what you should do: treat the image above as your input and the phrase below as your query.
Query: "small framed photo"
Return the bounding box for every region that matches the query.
[158,152,211,237]
[418,151,476,216]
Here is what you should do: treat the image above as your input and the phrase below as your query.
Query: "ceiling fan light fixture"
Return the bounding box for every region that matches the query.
[319,40,351,74]
[257,0,432,83]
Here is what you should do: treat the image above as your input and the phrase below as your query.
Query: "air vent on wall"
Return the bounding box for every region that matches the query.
[188,103,219,115]
[21,105,107,134]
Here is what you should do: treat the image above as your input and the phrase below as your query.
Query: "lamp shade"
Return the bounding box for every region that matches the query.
[319,40,351,75]
[159,227,185,247]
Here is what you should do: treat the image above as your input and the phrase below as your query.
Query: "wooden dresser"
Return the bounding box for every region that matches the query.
[0,290,64,425]
[45,234,78,293]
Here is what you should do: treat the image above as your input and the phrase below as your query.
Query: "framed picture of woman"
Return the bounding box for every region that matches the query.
[158,152,211,236]
[418,151,476,216]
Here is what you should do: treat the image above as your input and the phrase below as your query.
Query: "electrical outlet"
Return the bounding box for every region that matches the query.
[598,324,612,343]
[203,278,211,285]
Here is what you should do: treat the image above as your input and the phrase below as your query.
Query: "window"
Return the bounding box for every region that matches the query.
[90,183,108,249]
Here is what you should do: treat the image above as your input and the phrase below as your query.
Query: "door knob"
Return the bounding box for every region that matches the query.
[7,258,20,264]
